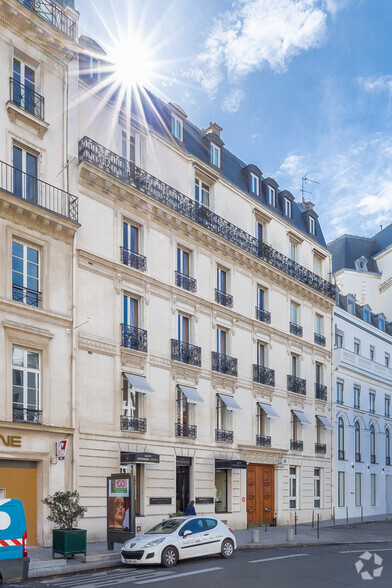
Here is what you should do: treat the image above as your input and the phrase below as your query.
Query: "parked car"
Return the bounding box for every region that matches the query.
[121,516,236,567]
[0,498,29,584]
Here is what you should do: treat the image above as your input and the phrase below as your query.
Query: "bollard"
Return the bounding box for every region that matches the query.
[361,506,363,522]
[287,528,294,542]
[346,506,349,524]
[333,506,335,525]
[294,511,297,535]
[251,529,260,544]
[312,510,314,528]
[317,513,320,539]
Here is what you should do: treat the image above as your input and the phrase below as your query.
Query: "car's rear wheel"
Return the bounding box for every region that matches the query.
[161,545,178,568]
[221,538,234,558]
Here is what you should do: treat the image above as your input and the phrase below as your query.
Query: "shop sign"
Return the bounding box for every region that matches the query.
[57,440,68,460]
[0,434,21,448]
[195,497,214,504]
[176,456,192,466]
[121,452,160,464]
[215,459,247,469]
[149,497,172,505]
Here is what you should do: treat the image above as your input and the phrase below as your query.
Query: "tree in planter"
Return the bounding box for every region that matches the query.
[43,491,88,558]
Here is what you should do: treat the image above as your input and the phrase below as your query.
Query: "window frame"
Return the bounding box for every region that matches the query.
[336,380,344,405]
[267,185,276,207]
[338,471,345,507]
[12,346,40,419]
[210,143,221,167]
[309,216,316,235]
[12,240,40,307]
[289,466,297,509]
[370,474,376,506]
[314,468,321,509]
[170,114,183,141]
[355,472,362,507]
[122,375,143,419]
[195,178,210,208]
[250,172,259,196]
[284,197,292,217]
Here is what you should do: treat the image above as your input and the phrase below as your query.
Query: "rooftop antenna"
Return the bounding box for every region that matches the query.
[299,174,320,199]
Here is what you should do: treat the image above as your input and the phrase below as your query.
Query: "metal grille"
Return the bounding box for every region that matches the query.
[17,0,77,40]
[314,332,326,346]
[315,443,326,454]
[211,352,238,376]
[253,364,275,387]
[216,429,234,443]
[121,247,147,271]
[121,324,147,352]
[175,271,197,292]
[287,375,306,395]
[290,439,303,451]
[120,416,147,433]
[315,383,327,401]
[175,423,197,438]
[215,289,233,307]
[290,322,303,337]
[255,307,271,323]
[256,434,271,447]
[10,78,44,119]
[13,406,42,424]
[171,339,201,366]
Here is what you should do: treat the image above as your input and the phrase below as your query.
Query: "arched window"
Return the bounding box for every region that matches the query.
[338,417,344,459]
[370,424,376,463]
[355,421,361,462]
[386,429,390,465]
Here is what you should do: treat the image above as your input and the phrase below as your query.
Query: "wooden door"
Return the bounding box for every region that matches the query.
[246,464,274,525]
[0,460,37,545]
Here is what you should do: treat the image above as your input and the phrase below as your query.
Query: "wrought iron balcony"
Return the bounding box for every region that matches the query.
[253,364,275,387]
[386,457,391,466]
[13,405,42,424]
[12,284,42,307]
[78,137,336,300]
[290,322,303,337]
[315,443,327,454]
[175,423,197,439]
[371,454,376,464]
[212,352,238,376]
[171,339,201,367]
[256,434,271,447]
[10,78,44,120]
[175,271,197,292]
[338,449,345,460]
[215,289,233,307]
[121,246,147,271]
[121,324,147,352]
[287,375,306,395]
[314,332,326,346]
[120,416,147,433]
[17,0,77,40]
[216,429,233,443]
[290,439,303,451]
[315,383,327,401]
[356,452,361,462]
[255,307,271,323]
[0,160,78,222]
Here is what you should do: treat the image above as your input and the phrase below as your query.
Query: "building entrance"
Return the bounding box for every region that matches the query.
[0,459,37,545]
[246,463,274,526]
[176,458,190,513]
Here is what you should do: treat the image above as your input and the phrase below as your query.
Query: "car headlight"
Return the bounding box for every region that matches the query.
[143,537,166,549]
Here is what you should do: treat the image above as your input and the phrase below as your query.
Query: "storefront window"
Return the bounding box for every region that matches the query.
[215,469,227,513]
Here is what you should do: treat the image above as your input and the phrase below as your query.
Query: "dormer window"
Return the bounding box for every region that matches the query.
[379,316,385,331]
[267,186,276,206]
[363,308,371,323]
[171,114,183,141]
[250,172,259,196]
[355,256,368,271]
[347,296,355,315]
[210,143,221,167]
[309,216,316,235]
[284,198,292,217]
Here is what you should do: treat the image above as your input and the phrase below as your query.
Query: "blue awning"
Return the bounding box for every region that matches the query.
[292,410,311,425]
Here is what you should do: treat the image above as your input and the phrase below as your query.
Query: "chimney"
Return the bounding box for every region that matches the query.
[203,122,222,139]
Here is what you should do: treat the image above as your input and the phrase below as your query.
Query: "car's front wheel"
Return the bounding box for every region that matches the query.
[161,545,178,568]
[220,538,234,558]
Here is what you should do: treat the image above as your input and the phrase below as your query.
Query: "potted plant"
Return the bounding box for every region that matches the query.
[43,490,88,558]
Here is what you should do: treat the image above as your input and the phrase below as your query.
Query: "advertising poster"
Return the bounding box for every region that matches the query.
[108,478,130,530]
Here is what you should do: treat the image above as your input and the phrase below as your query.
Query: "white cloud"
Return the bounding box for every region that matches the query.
[279,154,305,176]
[221,88,245,113]
[359,74,392,95]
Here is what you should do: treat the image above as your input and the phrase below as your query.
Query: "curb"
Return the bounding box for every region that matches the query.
[237,539,392,550]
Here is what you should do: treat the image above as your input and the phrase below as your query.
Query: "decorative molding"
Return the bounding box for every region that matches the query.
[79,335,116,356]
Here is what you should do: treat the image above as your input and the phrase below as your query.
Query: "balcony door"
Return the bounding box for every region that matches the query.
[178,314,189,343]
[123,222,139,253]
[13,57,36,114]
[13,145,37,202]
[123,295,138,327]
[217,328,226,356]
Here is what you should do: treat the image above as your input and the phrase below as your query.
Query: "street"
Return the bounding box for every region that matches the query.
[12,543,392,588]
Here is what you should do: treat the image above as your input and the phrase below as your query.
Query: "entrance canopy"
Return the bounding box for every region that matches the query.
[124,373,154,394]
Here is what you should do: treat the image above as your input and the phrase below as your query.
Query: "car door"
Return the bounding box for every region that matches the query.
[201,518,222,555]
[178,518,208,559]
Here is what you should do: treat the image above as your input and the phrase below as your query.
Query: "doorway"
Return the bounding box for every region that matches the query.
[247,463,274,526]
[0,459,37,545]
[176,457,191,513]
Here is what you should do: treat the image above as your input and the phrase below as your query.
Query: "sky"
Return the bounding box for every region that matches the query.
[76,0,392,244]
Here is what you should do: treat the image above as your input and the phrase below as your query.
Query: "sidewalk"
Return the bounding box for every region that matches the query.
[28,516,392,579]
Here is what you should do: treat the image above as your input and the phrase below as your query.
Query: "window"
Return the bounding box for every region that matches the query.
[363,308,370,323]
[216,395,230,432]
[180,518,205,536]
[290,301,300,326]
[355,421,361,461]
[86,54,101,82]
[122,375,143,420]
[284,198,292,217]
[386,429,390,465]
[335,330,343,348]
[309,216,316,235]
[354,339,360,355]
[291,412,300,441]
[216,328,227,356]
[314,468,321,508]
[289,467,297,509]
[338,417,344,459]
[256,404,268,437]
[355,473,362,507]
[195,178,210,207]
[256,222,264,243]
[178,314,189,344]
[354,386,360,410]
[370,474,376,506]
[257,287,265,311]
[210,143,220,167]
[291,354,299,378]
[385,354,390,368]
[337,380,344,405]
[267,185,276,206]
[177,386,191,427]
[257,342,265,367]
[347,298,355,314]
[313,254,322,275]
[250,173,259,195]
[215,469,227,513]
[378,317,385,331]
[12,347,40,423]
[12,57,37,115]
[315,362,323,385]
[12,241,40,306]
[370,346,375,361]
[121,130,142,166]
[217,267,227,293]
[289,242,297,262]
[13,145,38,202]
[171,114,183,141]
[370,424,376,462]
[123,222,139,254]
[338,472,345,507]
[369,392,375,414]
[177,247,189,276]
[385,397,390,418]
[315,314,324,336]
[123,295,138,328]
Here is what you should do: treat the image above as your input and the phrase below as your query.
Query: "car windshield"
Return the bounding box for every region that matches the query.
[145,518,184,535]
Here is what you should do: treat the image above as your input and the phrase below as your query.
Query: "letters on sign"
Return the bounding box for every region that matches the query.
[0,434,22,447]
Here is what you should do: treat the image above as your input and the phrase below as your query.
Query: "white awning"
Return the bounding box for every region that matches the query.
[316,415,333,430]
[258,402,279,419]
[124,373,154,394]
[178,385,204,405]
[292,410,311,425]
[218,393,241,412]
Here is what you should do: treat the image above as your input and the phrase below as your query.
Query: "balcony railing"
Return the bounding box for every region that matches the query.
[290,322,303,337]
[371,454,376,464]
[386,457,391,466]
[17,0,77,40]
[315,383,327,401]
[314,332,326,346]
[255,307,271,323]
[256,434,271,447]
[175,423,197,438]
[290,439,303,451]
[356,452,361,462]
[171,339,201,367]
[78,137,336,300]
[287,375,306,395]
[13,405,42,424]
[121,246,147,271]
[212,352,238,376]
[215,289,233,307]
[121,324,147,352]
[120,415,147,433]
[315,443,327,454]
[9,78,44,120]
[12,285,42,307]
[216,429,233,443]
[175,271,197,292]
[338,449,345,460]
[253,364,275,387]
[0,160,78,222]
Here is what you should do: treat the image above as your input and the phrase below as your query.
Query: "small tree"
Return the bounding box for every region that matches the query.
[43,490,87,530]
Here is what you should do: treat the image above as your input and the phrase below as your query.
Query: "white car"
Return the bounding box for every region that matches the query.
[121,516,236,568]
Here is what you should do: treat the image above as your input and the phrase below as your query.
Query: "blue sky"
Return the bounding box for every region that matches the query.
[76,0,392,243]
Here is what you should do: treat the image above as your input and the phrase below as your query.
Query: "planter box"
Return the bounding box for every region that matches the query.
[52,528,87,558]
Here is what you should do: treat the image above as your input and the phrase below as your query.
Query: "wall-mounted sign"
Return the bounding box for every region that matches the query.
[149,497,172,505]
[121,452,160,464]
[176,456,192,466]
[215,459,247,469]
[195,497,214,504]
[0,434,21,448]
[57,440,68,460]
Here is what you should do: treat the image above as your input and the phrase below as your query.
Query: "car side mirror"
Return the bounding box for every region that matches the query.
[183,530,192,538]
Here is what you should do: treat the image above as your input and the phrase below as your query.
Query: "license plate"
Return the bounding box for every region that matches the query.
[126,559,138,564]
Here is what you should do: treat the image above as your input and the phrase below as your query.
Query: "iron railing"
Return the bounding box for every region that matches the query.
[287,375,306,395]
[175,271,197,292]
[212,352,238,376]
[17,0,77,40]
[338,449,345,460]
[216,429,233,443]
[315,443,327,454]
[315,383,327,401]
[290,439,303,451]
[175,423,197,438]
[356,452,361,462]
[290,322,303,337]
[256,434,271,447]
[253,364,275,387]
[120,416,147,433]
[215,289,233,307]
[371,454,376,464]
[78,137,336,299]
[12,284,42,307]
[314,332,326,346]
[255,307,271,323]
[121,246,147,271]
[171,339,201,366]
[13,405,42,424]
[9,78,44,120]
[121,324,147,352]
[0,160,78,222]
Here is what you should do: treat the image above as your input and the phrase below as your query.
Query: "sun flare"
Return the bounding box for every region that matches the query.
[109,36,155,91]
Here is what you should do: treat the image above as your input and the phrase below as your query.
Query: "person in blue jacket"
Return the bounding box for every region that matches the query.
[185,500,196,516]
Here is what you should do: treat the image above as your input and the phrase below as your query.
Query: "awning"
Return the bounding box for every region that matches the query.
[215,459,247,469]
[178,385,204,405]
[218,393,241,412]
[316,415,333,430]
[124,373,154,394]
[258,402,279,419]
[292,410,311,425]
